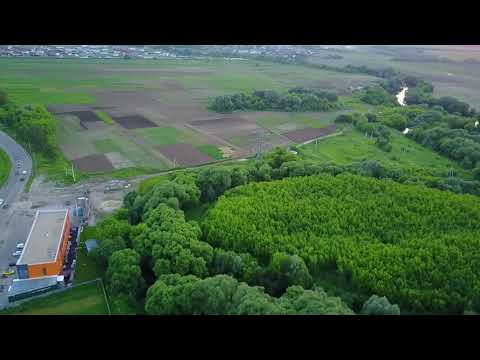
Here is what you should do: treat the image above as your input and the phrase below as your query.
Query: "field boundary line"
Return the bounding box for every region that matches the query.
[297,129,345,147]
[97,278,112,315]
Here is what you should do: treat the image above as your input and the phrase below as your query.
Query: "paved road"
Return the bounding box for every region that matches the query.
[0,131,33,306]
[0,131,32,204]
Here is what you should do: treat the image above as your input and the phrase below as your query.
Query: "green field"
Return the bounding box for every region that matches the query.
[300,126,464,175]
[0,57,382,181]
[93,139,123,153]
[1,282,109,315]
[0,58,378,106]
[94,110,114,124]
[196,144,224,159]
[0,147,11,187]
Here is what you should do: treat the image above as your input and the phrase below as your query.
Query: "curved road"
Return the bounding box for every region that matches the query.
[0,131,32,306]
[0,131,32,203]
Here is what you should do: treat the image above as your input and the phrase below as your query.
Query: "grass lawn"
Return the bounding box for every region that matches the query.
[1,282,109,315]
[0,147,11,187]
[136,126,202,147]
[196,144,224,160]
[94,110,114,124]
[74,247,105,284]
[74,225,106,284]
[300,126,464,175]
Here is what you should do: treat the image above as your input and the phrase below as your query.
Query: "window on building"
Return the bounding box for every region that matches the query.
[42,268,47,276]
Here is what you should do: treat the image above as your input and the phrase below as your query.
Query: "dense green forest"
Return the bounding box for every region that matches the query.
[209,87,339,113]
[203,174,480,313]
[80,144,480,315]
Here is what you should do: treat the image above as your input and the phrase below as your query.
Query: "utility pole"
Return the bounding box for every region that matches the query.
[255,129,265,160]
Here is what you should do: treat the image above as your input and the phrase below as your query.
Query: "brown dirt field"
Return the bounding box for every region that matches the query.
[188,117,260,135]
[72,154,115,172]
[67,111,102,123]
[157,80,185,91]
[92,89,214,123]
[283,124,337,143]
[111,114,158,129]
[157,143,214,166]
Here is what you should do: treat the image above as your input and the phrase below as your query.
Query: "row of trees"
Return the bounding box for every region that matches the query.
[404,80,475,117]
[360,86,398,106]
[202,173,480,313]
[145,274,354,315]
[209,88,339,113]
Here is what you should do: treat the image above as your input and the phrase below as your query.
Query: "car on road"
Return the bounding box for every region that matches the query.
[8,262,16,267]
[2,204,9,209]
[12,250,22,257]
[19,177,25,181]
[16,243,24,249]
[2,270,15,277]
[0,199,4,206]
[21,170,27,175]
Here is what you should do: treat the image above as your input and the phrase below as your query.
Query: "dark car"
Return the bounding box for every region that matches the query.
[8,262,16,267]
[3,204,9,209]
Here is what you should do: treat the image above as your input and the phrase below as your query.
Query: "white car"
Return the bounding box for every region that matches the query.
[21,170,28,175]
[12,250,22,257]
[0,199,4,206]
[16,243,24,249]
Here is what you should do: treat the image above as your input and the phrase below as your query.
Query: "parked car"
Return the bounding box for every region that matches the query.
[19,177,25,181]
[3,204,9,209]
[21,170,27,175]
[2,270,15,277]
[12,250,22,257]
[0,199,4,206]
[16,243,24,249]
[8,262,16,267]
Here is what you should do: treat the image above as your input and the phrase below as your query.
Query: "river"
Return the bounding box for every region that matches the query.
[396,87,408,106]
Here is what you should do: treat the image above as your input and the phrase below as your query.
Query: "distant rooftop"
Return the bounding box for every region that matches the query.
[17,209,69,265]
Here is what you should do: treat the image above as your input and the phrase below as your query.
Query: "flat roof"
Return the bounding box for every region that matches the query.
[17,209,69,265]
[8,276,58,296]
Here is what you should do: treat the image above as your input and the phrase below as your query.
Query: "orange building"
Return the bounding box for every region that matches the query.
[16,209,71,279]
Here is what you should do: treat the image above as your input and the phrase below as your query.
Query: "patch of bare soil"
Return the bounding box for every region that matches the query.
[188,117,260,135]
[72,154,115,172]
[219,146,235,158]
[157,143,213,166]
[104,152,134,169]
[283,124,337,143]
[111,114,158,129]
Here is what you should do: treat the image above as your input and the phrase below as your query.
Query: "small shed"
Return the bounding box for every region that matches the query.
[85,239,99,253]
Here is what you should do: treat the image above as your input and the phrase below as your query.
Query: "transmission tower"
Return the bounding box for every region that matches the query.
[255,129,266,160]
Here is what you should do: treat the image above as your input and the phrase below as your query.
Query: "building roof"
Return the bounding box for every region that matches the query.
[17,209,69,265]
[8,276,59,297]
